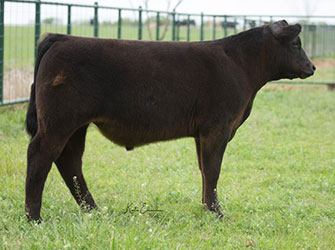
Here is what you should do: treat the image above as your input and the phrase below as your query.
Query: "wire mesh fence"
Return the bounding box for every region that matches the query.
[0,0,335,105]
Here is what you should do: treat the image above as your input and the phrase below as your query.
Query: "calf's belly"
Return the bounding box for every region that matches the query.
[95,121,191,148]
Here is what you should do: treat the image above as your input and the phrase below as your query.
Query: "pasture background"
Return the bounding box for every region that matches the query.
[0,87,334,249]
[3,23,335,102]
[1,0,335,103]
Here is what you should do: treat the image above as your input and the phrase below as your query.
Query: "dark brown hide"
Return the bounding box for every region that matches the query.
[25,20,315,221]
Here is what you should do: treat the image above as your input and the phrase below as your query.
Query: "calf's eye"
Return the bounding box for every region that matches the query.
[292,44,300,49]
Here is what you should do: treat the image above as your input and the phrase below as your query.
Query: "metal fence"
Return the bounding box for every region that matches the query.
[0,0,335,105]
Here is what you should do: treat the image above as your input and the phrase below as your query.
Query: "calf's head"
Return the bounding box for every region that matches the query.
[269,20,316,80]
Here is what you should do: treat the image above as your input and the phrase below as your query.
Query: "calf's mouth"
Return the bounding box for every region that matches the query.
[300,64,316,79]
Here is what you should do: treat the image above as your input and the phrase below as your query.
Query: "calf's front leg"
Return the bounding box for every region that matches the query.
[197,129,229,218]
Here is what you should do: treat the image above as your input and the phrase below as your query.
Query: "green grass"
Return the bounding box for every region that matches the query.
[0,87,335,249]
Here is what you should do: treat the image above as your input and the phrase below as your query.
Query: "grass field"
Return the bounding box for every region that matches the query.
[0,87,334,249]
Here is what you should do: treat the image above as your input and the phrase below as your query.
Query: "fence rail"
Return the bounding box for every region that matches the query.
[0,0,335,105]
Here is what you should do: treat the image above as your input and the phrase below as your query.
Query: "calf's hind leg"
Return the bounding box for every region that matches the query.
[55,125,96,211]
[25,132,70,222]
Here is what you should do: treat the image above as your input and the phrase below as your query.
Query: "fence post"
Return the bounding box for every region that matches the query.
[156,12,160,40]
[186,14,190,42]
[67,5,71,35]
[200,12,204,41]
[223,15,227,37]
[117,8,122,39]
[303,24,308,52]
[312,27,316,57]
[322,25,326,56]
[35,0,41,62]
[138,6,142,40]
[0,0,4,104]
[243,16,246,31]
[93,2,98,37]
[326,25,330,54]
[212,16,216,40]
[172,9,176,41]
[176,14,180,41]
[233,17,237,34]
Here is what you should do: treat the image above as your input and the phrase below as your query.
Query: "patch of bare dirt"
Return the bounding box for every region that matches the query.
[3,67,33,102]
[264,84,327,91]
[313,58,335,68]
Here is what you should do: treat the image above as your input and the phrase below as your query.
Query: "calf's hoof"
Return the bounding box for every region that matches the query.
[26,212,42,223]
[25,204,42,223]
[79,202,97,213]
[203,203,223,219]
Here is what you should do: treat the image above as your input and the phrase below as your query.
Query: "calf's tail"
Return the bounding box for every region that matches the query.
[25,33,67,138]
[25,82,37,138]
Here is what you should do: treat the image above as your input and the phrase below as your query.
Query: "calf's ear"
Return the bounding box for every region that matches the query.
[271,20,302,42]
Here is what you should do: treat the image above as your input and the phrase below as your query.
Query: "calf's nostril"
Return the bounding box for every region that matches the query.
[312,64,316,71]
